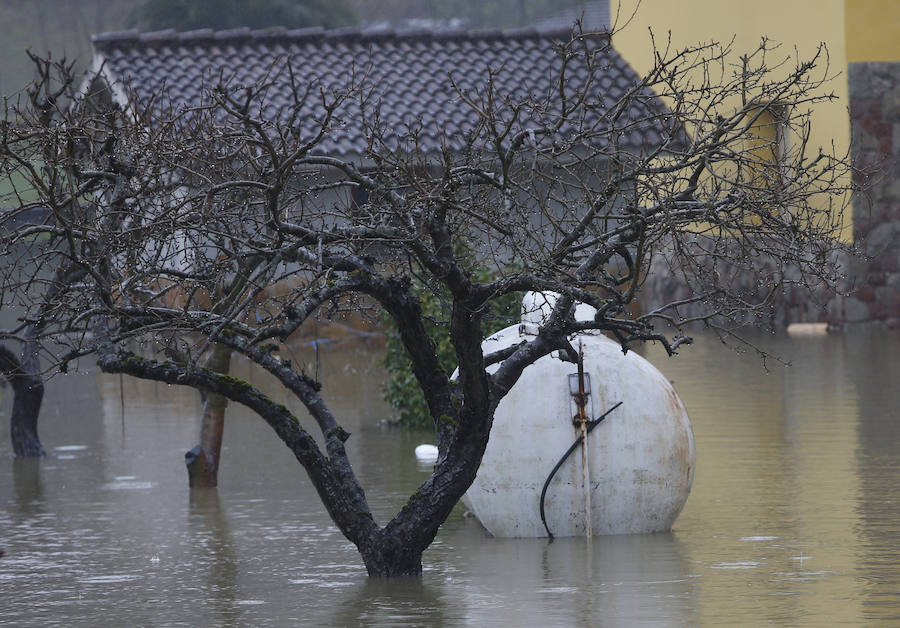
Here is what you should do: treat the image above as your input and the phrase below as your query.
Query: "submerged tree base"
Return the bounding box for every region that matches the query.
[360,536,425,577]
[1,346,45,457]
[185,344,232,488]
[185,445,217,489]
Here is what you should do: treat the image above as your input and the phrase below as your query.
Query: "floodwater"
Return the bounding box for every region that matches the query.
[1,330,898,626]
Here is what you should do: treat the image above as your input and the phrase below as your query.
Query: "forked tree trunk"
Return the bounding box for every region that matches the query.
[0,344,45,457]
[185,344,233,488]
[96,338,477,578]
[359,534,425,577]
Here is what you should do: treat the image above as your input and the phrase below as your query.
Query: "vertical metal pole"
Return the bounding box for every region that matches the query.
[576,341,592,540]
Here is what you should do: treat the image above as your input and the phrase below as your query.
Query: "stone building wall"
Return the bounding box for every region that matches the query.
[641,236,845,331]
[847,62,900,328]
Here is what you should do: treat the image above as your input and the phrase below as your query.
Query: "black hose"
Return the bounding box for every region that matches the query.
[539,401,623,540]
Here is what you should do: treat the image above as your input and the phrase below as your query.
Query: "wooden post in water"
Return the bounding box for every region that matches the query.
[186,343,233,488]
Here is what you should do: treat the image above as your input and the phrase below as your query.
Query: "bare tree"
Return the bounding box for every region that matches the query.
[0,52,93,457]
[0,30,853,575]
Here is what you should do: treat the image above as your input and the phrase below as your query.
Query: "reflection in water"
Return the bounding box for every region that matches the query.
[640,332,900,626]
[188,490,239,626]
[12,457,44,511]
[332,578,449,627]
[850,333,900,623]
[430,526,697,627]
[1,332,899,626]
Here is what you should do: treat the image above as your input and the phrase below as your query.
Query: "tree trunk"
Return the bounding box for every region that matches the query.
[0,344,45,457]
[9,373,45,457]
[359,533,425,577]
[4,263,88,457]
[186,344,232,488]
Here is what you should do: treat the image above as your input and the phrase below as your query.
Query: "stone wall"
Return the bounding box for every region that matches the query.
[847,62,900,328]
[641,235,845,331]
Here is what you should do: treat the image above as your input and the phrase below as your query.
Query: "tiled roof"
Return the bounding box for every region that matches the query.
[91,26,671,156]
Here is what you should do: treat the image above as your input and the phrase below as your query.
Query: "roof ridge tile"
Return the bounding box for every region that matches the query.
[140,29,177,42]
[284,26,325,39]
[179,28,215,42]
[92,29,139,43]
[323,26,366,40]
[91,24,607,50]
[214,27,252,40]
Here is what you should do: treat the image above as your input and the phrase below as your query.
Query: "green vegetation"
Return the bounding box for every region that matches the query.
[382,265,521,429]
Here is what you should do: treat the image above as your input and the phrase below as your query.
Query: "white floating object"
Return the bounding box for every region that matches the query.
[79,574,142,584]
[787,322,828,336]
[101,480,155,491]
[462,292,695,538]
[710,561,762,570]
[414,444,439,463]
[740,536,778,542]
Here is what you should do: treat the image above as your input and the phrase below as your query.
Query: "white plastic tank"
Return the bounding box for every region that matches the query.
[461,292,695,538]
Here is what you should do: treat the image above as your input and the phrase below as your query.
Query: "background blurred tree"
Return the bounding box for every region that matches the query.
[346,0,590,28]
[129,0,356,31]
[0,0,141,98]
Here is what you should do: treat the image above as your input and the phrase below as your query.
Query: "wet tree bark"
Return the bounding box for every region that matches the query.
[1,262,88,457]
[186,344,233,488]
[359,533,426,577]
[0,344,45,457]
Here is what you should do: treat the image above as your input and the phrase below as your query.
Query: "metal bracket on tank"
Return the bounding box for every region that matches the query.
[568,371,595,425]
[567,341,595,425]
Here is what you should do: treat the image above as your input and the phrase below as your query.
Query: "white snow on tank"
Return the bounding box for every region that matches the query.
[461,292,695,538]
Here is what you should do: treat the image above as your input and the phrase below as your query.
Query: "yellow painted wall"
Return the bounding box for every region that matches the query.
[845,0,900,62]
[610,0,852,241]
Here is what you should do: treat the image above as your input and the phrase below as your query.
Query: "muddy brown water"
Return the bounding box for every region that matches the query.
[1,331,899,626]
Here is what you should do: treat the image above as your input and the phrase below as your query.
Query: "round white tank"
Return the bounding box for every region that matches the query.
[461,293,695,537]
